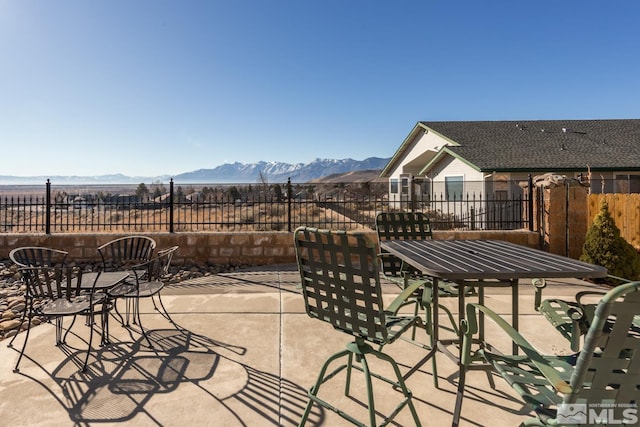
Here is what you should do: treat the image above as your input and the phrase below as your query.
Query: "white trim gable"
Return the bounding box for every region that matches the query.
[387,130,449,181]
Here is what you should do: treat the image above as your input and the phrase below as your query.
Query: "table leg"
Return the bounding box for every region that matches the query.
[478,282,485,346]
[511,278,518,355]
[401,277,439,382]
[457,279,466,357]
[100,297,112,346]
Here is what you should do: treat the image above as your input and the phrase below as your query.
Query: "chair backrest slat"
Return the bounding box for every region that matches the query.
[21,266,83,301]
[10,247,69,268]
[566,282,640,406]
[98,236,156,271]
[294,227,388,344]
[137,245,179,282]
[375,212,433,241]
[375,212,432,278]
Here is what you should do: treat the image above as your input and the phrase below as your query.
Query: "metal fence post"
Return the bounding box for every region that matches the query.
[565,181,570,257]
[45,179,51,234]
[470,206,475,230]
[287,178,292,232]
[169,178,174,233]
[528,174,534,231]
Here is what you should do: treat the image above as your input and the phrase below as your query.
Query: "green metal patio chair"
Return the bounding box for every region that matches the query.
[532,278,608,352]
[294,226,422,427]
[532,276,638,352]
[375,211,473,386]
[453,280,640,427]
[375,211,476,306]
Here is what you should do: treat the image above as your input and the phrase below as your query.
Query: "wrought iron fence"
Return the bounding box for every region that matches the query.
[0,179,533,233]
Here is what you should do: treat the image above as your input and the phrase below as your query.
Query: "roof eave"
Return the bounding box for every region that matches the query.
[379,122,430,177]
[487,166,640,173]
[418,147,482,175]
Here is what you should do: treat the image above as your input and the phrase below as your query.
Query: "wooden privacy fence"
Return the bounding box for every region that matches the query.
[588,193,640,249]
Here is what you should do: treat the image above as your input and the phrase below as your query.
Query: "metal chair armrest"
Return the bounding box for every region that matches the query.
[385,280,425,314]
[532,278,547,311]
[463,302,573,394]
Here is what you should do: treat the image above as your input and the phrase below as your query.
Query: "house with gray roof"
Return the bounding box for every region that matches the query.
[381,119,640,207]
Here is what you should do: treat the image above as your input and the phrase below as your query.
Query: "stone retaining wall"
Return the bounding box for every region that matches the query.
[0,230,540,266]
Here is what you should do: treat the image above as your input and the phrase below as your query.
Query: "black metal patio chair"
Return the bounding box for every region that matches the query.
[97,235,156,327]
[108,246,179,348]
[8,266,106,372]
[8,246,71,349]
[9,246,69,268]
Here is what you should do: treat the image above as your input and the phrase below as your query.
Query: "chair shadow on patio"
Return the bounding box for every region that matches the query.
[15,326,323,426]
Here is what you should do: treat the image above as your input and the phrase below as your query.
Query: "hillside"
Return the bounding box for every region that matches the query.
[310,169,385,183]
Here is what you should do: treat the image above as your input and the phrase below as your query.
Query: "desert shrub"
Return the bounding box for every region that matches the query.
[269,204,285,217]
[580,200,640,283]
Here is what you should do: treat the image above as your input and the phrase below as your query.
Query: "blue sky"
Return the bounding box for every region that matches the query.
[1,0,639,178]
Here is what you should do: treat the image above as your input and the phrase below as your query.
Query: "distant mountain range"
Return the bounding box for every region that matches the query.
[0,157,391,185]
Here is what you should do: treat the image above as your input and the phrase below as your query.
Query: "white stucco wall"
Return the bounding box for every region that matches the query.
[427,157,484,196]
[387,129,451,206]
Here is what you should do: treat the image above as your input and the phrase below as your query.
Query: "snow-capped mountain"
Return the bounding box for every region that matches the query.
[0,157,390,185]
[174,157,390,183]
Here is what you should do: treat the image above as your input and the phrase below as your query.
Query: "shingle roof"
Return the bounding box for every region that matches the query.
[422,119,640,172]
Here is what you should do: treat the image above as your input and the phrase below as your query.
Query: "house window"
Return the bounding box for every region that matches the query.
[615,174,640,193]
[401,177,409,195]
[420,180,431,196]
[445,176,463,200]
[390,179,399,194]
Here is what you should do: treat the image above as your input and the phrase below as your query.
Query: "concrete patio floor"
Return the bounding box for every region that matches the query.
[0,264,609,426]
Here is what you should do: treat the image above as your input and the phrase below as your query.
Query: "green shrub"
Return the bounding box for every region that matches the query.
[580,200,640,283]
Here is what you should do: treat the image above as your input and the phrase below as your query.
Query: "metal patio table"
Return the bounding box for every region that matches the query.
[378,239,607,369]
[81,271,130,292]
[80,271,130,345]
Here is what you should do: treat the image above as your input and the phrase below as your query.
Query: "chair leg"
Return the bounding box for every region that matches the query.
[452,362,467,427]
[134,298,154,348]
[7,309,27,349]
[154,294,177,327]
[359,354,377,426]
[299,341,422,427]
[111,298,127,326]
[127,298,134,325]
[101,300,111,346]
[55,317,63,345]
[372,348,422,427]
[299,348,352,427]
[422,303,440,388]
[61,315,79,344]
[12,316,33,373]
[344,352,354,396]
[82,310,96,372]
